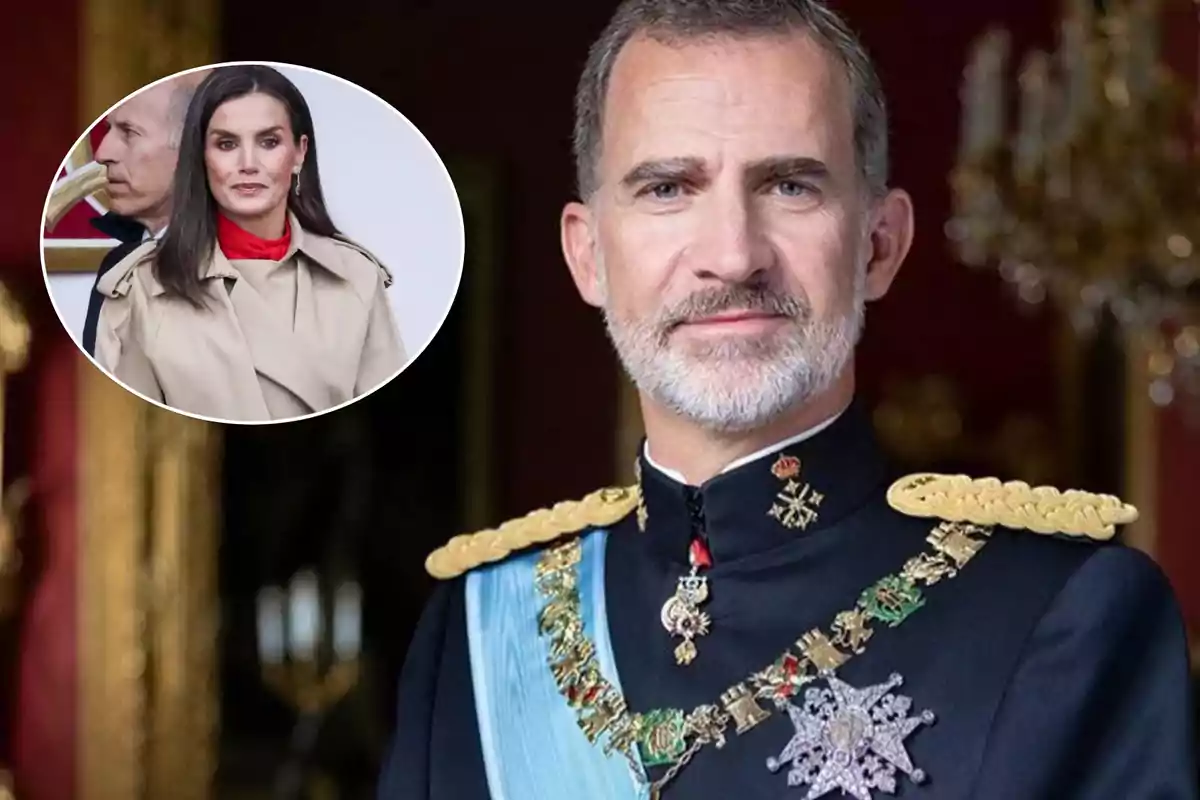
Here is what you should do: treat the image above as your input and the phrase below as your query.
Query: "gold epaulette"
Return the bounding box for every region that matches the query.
[424,486,640,579]
[886,473,1138,541]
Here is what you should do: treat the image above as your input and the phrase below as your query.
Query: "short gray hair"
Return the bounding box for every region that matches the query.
[166,80,199,148]
[572,0,888,200]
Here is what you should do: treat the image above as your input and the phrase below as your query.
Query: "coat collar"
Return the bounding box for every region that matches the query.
[147,211,355,296]
[289,216,357,282]
[90,211,147,243]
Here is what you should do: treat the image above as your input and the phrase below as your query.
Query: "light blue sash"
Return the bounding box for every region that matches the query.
[465,528,648,799]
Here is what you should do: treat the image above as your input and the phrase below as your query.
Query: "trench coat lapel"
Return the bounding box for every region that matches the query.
[224,268,339,414]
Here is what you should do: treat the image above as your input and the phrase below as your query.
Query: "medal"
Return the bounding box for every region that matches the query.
[767,671,934,799]
[661,538,713,665]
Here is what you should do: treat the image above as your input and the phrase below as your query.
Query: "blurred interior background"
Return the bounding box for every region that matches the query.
[2,0,1199,797]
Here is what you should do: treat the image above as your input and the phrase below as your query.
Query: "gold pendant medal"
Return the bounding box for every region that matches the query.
[660,539,713,665]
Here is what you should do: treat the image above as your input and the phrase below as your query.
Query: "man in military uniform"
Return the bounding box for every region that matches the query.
[379,1,1197,797]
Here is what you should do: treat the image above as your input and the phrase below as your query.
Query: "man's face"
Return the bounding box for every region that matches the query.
[95,83,180,230]
[563,31,909,432]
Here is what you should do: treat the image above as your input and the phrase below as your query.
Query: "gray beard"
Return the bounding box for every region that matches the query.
[601,277,865,434]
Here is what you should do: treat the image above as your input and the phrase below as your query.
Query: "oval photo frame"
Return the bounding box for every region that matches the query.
[40,60,466,426]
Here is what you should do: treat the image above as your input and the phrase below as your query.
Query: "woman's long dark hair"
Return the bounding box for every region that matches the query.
[155,65,340,307]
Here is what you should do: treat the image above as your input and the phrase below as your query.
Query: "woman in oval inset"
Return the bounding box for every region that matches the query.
[95,64,407,422]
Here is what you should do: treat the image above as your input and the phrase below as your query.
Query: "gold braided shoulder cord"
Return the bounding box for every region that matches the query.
[425,472,1128,581]
[535,518,996,797]
[425,486,640,579]
[885,473,1137,540]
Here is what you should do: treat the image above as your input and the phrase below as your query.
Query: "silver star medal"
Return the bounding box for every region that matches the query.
[766,672,935,800]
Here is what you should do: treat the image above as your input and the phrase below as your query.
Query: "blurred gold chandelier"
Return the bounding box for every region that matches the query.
[948,0,1200,407]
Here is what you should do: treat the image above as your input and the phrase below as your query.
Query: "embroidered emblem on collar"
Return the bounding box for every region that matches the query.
[772,454,802,480]
[768,454,824,530]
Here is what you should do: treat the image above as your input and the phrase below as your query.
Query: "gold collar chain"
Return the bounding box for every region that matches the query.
[533,519,994,797]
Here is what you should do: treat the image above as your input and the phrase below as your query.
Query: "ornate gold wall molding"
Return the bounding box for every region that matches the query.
[450,160,500,533]
[78,368,220,800]
[0,284,31,800]
[144,410,220,800]
[0,283,30,618]
[80,0,218,122]
[614,374,643,485]
[78,369,151,800]
[76,0,221,797]
[1122,334,1159,557]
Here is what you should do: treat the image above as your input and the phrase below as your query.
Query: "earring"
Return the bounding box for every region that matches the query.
[293,170,301,197]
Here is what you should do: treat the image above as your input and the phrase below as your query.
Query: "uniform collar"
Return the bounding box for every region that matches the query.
[643,411,843,483]
[90,211,147,243]
[636,398,888,565]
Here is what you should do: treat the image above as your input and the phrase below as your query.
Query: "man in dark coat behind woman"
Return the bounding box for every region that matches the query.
[81,71,206,355]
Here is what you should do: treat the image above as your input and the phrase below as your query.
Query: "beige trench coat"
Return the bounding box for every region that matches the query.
[94,213,408,421]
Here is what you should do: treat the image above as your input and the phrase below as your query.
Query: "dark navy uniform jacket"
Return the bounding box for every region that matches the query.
[379,405,1197,798]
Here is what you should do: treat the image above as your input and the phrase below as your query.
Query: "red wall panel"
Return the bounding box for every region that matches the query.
[9,312,78,800]
[0,0,80,270]
[1158,406,1200,636]
[0,0,82,796]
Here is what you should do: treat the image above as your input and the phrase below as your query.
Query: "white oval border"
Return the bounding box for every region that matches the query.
[39,59,467,427]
